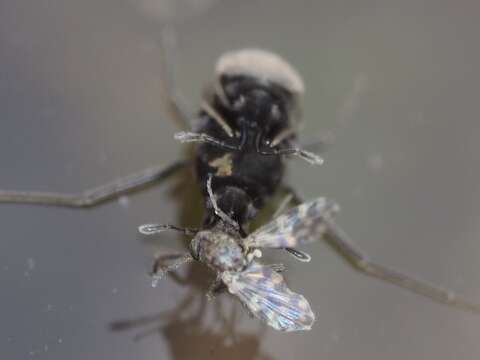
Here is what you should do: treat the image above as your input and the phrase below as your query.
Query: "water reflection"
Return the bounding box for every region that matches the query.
[110,263,273,360]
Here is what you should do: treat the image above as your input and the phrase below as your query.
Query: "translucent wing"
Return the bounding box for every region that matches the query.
[221,262,315,332]
[245,197,339,249]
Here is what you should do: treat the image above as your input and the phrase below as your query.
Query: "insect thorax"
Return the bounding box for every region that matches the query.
[190,228,247,273]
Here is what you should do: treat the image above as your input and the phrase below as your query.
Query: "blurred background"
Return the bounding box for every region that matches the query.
[1,0,480,359]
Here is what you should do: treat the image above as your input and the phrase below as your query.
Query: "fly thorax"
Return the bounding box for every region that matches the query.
[190,230,247,273]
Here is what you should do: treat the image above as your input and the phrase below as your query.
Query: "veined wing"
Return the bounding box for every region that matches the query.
[221,262,314,332]
[245,197,339,249]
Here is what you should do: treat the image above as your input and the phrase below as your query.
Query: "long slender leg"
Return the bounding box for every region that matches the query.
[138,223,198,236]
[323,216,480,314]
[158,26,192,130]
[301,134,334,155]
[257,134,323,165]
[0,160,187,208]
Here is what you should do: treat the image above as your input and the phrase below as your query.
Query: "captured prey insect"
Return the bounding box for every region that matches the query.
[2,44,480,332]
[138,192,334,331]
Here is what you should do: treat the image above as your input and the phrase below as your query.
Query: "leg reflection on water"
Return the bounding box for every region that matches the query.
[110,262,274,360]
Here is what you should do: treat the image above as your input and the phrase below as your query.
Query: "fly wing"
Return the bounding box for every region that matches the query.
[221,262,315,332]
[245,197,338,249]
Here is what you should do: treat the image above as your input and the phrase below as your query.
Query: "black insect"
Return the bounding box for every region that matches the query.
[1,45,480,333]
[178,48,322,234]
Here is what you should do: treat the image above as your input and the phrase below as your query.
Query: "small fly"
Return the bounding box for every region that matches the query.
[140,194,342,331]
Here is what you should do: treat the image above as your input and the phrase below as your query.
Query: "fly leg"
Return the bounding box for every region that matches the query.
[174,132,240,151]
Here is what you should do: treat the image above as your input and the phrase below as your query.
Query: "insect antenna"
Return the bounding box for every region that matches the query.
[206,174,240,230]
[150,253,194,288]
[138,224,198,236]
[285,248,311,262]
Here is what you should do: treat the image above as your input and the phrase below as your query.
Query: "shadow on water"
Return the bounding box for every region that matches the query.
[110,262,273,360]
[110,161,274,360]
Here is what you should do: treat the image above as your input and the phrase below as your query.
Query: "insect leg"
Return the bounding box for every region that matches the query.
[278,183,305,206]
[151,253,193,287]
[300,134,334,155]
[174,132,239,151]
[269,127,297,147]
[206,174,240,230]
[206,276,227,301]
[158,25,192,130]
[272,194,294,218]
[151,251,190,276]
[0,160,187,208]
[259,146,324,165]
[324,216,480,314]
[139,223,198,236]
[257,130,323,165]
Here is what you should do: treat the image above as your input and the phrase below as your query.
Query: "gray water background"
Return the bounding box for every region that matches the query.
[1,1,480,359]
